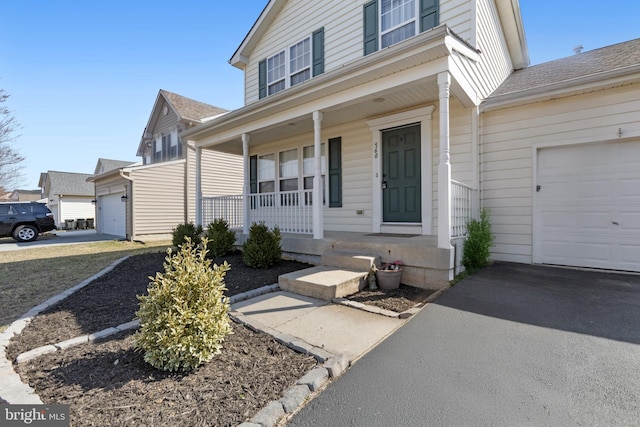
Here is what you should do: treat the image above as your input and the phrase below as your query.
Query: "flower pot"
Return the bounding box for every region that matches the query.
[375,269,402,290]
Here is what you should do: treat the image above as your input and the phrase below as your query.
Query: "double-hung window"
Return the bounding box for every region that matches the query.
[290,38,311,87]
[259,28,324,99]
[267,51,286,96]
[303,144,326,205]
[381,0,416,49]
[258,154,275,193]
[363,0,439,55]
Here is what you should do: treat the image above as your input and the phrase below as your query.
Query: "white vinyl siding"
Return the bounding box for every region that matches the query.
[244,0,474,104]
[186,146,244,222]
[481,84,640,265]
[449,0,512,100]
[131,160,186,237]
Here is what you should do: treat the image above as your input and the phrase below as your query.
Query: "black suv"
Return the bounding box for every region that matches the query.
[0,202,57,242]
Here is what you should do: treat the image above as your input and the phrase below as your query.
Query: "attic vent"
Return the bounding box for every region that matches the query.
[573,45,584,54]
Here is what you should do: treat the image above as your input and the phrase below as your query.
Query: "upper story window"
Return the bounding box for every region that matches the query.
[381,0,416,48]
[259,28,325,99]
[267,51,286,96]
[290,38,311,86]
[364,0,439,55]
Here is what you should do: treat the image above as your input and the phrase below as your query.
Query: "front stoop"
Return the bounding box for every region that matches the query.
[279,266,369,301]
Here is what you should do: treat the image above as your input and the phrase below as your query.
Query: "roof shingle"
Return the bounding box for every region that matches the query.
[490,38,640,98]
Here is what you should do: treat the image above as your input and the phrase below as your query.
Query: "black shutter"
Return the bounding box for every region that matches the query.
[328,137,342,208]
[363,0,378,56]
[258,59,267,99]
[420,0,439,32]
[249,155,258,194]
[312,27,325,77]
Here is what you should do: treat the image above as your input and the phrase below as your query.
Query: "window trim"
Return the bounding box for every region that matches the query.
[260,28,324,99]
[380,0,418,49]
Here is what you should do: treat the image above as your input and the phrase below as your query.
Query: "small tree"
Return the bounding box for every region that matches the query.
[205,218,236,258]
[172,222,203,248]
[462,210,494,273]
[0,88,24,192]
[243,222,282,269]
[134,238,232,372]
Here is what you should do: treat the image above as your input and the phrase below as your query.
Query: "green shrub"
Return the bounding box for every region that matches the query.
[205,218,236,258]
[462,209,494,273]
[134,238,232,372]
[172,222,203,248]
[243,222,282,269]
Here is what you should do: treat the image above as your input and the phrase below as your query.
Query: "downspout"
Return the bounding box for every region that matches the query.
[119,170,134,241]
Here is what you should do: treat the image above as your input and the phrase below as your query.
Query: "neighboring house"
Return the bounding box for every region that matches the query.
[183,0,640,285]
[88,90,244,241]
[39,171,96,229]
[6,189,42,201]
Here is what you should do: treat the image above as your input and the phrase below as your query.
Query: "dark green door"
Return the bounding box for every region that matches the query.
[382,124,421,222]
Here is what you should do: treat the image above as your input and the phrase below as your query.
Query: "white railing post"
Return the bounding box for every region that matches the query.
[242,134,250,235]
[313,111,323,239]
[195,146,202,227]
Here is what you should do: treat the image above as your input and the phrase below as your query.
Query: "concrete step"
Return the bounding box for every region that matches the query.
[321,250,380,272]
[279,266,369,301]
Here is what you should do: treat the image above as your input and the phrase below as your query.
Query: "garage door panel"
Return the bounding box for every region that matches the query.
[535,140,640,272]
[100,193,126,238]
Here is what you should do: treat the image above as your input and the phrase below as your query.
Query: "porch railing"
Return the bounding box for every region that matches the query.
[201,190,314,234]
[451,180,477,238]
[201,195,243,229]
[248,190,313,234]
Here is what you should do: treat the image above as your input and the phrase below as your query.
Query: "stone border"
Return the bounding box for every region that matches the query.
[0,256,131,404]
[3,281,352,427]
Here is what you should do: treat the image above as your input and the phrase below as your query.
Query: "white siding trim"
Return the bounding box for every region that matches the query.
[367,105,436,235]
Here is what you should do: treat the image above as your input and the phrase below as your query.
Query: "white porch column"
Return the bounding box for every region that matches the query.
[313,111,323,239]
[195,145,202,227]
[437,72,452,249]
[242,134,250,235]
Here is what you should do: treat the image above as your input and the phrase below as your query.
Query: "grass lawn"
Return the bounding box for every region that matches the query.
[0,240,171,330]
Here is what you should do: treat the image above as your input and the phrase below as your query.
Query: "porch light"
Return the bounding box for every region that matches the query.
[372,97,386,103]
[121,194,128,202]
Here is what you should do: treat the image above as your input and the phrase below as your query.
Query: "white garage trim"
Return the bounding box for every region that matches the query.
[533,139,640,272]
[99,193,126,238]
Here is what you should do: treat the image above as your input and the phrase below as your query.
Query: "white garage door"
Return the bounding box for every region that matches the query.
[534,141,640,272]
[99,193,126,238]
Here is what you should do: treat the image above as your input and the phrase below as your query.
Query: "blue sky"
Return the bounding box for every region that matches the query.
[2,1,639,190]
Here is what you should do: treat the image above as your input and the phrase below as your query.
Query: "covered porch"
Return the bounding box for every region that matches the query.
[186,26,482,284]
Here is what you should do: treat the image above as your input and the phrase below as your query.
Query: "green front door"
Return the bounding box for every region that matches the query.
[382,124,421,222]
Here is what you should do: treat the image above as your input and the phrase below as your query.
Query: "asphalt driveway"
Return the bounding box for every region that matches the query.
[288,262,640,426]
[0,230,121,251]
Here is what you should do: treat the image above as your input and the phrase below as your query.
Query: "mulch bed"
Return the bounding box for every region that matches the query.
[5,250,433,425]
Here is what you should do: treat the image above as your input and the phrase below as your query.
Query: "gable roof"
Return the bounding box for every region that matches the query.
[137,90,229,156]
[40,171,94,196]
[159,90,228,123]
[94,158,136,175]
[489,38,640,99]
[230,0,529,69]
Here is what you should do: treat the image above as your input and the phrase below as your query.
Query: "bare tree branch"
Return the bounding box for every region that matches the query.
[0,88,25,193]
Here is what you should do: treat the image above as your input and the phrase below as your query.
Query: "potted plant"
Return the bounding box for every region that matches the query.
[375,260,403,290]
